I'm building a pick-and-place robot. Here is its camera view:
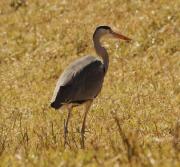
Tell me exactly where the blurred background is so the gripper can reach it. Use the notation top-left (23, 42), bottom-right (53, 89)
top-left (0, 0), bottom-right (179, 166)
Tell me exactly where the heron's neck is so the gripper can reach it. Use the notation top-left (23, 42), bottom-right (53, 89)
top-left (93, 35), bottom-right (109, 73)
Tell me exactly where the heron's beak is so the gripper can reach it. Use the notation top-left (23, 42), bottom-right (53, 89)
top-left (111, 31), bottom-right (131, 42)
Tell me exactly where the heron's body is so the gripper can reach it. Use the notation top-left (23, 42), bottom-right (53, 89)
top-left (51, 55), bottom-right (105, 108)
top-left (50, 26), bottom-right (131, 148)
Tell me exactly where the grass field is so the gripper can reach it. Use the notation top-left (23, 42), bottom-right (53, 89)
top-left (0, 0), bottom-right (180, 166)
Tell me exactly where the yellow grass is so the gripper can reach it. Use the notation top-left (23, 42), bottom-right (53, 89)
top-left (0, 0), bottom-right (180, 166)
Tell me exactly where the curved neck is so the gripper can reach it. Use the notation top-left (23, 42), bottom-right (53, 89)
top-left (93, 34), bottom-right (109, 74)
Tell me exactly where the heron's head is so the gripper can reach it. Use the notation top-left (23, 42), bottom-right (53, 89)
top-left (93, 25), bottom-right (131, 42)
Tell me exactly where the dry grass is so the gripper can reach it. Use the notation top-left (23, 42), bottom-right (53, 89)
top-left (0, 0), bottom-right (180, 166)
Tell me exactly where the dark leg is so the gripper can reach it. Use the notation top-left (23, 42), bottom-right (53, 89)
top-left (64, 105), bottom-right (72, 147)
top-left (81, 100), bottom-right (93, 149)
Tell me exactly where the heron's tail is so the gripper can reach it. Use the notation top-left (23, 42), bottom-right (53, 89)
top-left (50, 101), bottom-right (63, 110)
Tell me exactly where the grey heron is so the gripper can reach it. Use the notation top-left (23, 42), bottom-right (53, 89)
top-left (50, 26), bottom-right (131, 148)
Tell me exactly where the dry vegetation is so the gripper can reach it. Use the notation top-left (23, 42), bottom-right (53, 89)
top-left (0, 0), bottom-right (180, 166)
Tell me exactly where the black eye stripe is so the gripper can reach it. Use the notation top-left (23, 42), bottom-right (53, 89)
top-left (96, 26), bottom-right (111, 31)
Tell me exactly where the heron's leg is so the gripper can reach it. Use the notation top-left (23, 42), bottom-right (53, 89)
top-left (64, 105), bottom-right (72, 147)
top-left (80, 100), bottom-right (93, 149)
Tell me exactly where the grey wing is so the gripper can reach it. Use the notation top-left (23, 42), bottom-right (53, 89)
top-left (51, 56), bottom-right (105, 109)
top-left (69, 60), bottom-right (105, 102)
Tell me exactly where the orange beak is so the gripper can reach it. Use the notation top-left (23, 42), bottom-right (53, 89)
top-left (111, 31), bottom-right (131, 42)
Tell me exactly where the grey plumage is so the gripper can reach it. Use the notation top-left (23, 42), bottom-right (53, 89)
top-left (51, 55), bottom-right (105, 109)
top-left (51, 26), bottom-right (131, 110)
top-left (50, 25), bottom-right (131, 148)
